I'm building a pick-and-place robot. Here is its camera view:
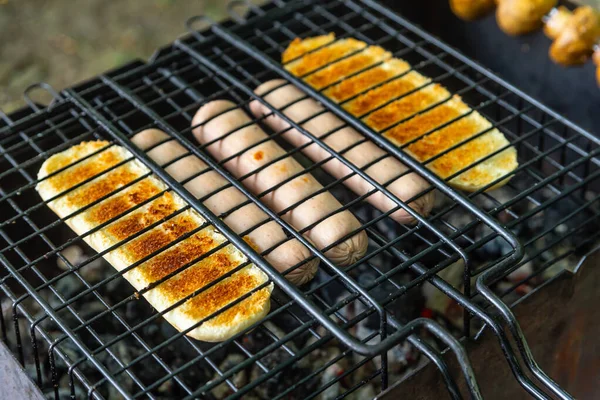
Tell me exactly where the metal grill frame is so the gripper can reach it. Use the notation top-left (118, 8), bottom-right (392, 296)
top-left (0, 79), bottom-right (486, 399)
top-left (0, 0), bottom-right (598, 399)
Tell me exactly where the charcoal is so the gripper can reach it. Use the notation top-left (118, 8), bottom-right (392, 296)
top-left (319, 362), bottom-right (344, 399)
top-left (2, 42), bottom-right (597, 399)
top-left (249, 351), bottom-right (319, 399)
top-left (56, 245), bottom-right (85, 271)
top-left (52, 274), bottom-right (85, 304)
top-left (210, 353), bottom-right (248, 399)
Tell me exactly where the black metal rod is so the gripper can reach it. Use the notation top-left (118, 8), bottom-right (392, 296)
top-left (197, 15), bottom-right (586, 400)
top-left (204, 22), bottom-right (521, 263)
top-left (97, 77), bottom-right (485, 396)
top-left (0, 253), bottom-right (132, 399)
top-left (172, 30), bottom-right (553, 399)
top-left (65, 87), bottom-right (435, 358)
top-left (154, 60), bottom-right (486, 396)
top-left (349, 2), bottom-right (583, 397)
top-left (1, 0), bottom-right (597, 398)
top-left (103, 70), bottom-right (480, 399)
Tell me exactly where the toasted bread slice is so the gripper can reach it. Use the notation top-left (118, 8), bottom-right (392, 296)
top-left (36, 141), bottom-right (272, 342)
top-left (348, 71), bottom-right (433, 119)
top-left (302, 45), bottom-right (392, 90)
top-left (284, 37), bottom-right (367, 77)
top-left (323, 58), bottom-right (411, 103)
top-left (283, 34), bottom-right (518, 192)
top-left (282, 33), bottom-right (336, 64)
top-left (383, 97), bottom-right (517, 191)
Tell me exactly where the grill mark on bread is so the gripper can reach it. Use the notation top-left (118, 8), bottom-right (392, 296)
top-left (286, 39), bottom-right (366, 77)
top-left (304, 46), bottom-right (390, 89)
top-left (384, 103), bottom-right (464, 145)
top-left (182, 272), bottom-right (267, 321)
top-left (43, 141), bottom-right (112, 184)
top-left (449, 149), bottom-right (516, 186)
top-left (344, 76), bottom-right (420, 117)
top-left (282, 33), bottom-right (335, 63)
top-left (46, 145), bottom-right (124, 193)
top-left (139, 232), bottom-right (218, 282)
top-left (64, 164), bottom-right (140, 208)
top-left (123, 213), bottom-right (199, 261)
top-left (207, 288), bottom-right (271, 327)
top-left (105, 192), bottom-right (181, 241)
top-left (407, 117), bottom-right (485, 173)
top-left (430, 133), bottom-right (495, 179)
top-left (323, 59), bottom-right (411, 102)
top-left (88, 179), bottom-right (163, 225)
top-left (363, 89), bottom-right (441, 131)
top-left (158, 251), bottom-right (237, 302)
top-left (428, 137), bottom-right (517, 188)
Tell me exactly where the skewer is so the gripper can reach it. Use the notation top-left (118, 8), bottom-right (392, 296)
top-left (449, 1), bottom-right (600, 85)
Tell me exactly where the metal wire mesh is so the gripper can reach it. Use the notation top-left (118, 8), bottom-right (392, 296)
top-left (0, 0), bottom-right (598, 399)
top-left (0, 84), bottom-right (484, 400)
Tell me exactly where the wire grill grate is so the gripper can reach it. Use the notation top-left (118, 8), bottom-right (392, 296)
top-left (0, 1), bottom-right (598, 399)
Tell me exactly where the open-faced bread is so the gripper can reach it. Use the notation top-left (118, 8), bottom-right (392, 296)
top-left (283, 34), bottom-right (518, 192)
top-left (37, 141), bottom-right (273, 342)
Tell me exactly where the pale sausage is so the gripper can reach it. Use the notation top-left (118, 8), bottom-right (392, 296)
top-left (131, 128), bottom-right (319, 285)
top-left (251, 80), bottom-right (435, 225)
top-left (192, 101), bottom-right (368, 266)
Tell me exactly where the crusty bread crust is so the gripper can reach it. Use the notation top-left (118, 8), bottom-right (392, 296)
top-left (282, 33), bottom-right (336, 64)
top-left (283, 35), bottom-right (518, 192)
top-left (36, 141), bottom-right (272, 342)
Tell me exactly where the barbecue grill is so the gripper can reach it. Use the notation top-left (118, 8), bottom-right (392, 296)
top-left (1, 0), bottom-right (598, 399)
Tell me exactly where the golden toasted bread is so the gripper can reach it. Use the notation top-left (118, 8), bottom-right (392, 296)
top-left (36, 141), bottom-right (272, 342)
top-left (302, 45), bottom-right (391, 90)
top-left (283, 34), bottom-right (518, 192)
top-left (284, 37), bottom-right (367, 77)
top-left (323, 58), bottom-right (411, 103)
top-left (282, 33), bottom-right (336, 64)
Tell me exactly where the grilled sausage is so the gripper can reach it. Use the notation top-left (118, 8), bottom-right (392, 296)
top-left (192, 101), bottom-right (368, 266)
top-left (132, 129), bottom-right (319, 285)
top-left (250, 80), bottom-right (435, 225)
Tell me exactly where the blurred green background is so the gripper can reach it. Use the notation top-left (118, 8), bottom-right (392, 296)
top-left (0, 0), bottom-right (264, 114)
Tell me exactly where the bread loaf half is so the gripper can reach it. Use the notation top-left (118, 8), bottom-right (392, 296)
top-left (283, 34), bottom-right (518, 192)
top-left (36, 140), bottom-right (273, 342)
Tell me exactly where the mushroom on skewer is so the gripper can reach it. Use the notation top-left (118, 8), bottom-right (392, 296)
top-left (496, 0), bottom-right (557, 35)
top-left (448, 0), bottom-right (600, 84)
top-left (449, 0), bottom-right (497, 20)
top-left (544, 6), bottom-right (600, 66)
